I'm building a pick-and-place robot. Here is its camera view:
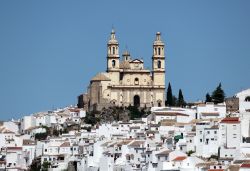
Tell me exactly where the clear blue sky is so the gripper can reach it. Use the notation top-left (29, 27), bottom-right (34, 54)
top-left (0, 0), bottom-right (250, 120)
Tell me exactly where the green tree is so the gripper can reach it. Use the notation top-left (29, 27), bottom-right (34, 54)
top-left (34, 132), bottom-right (48, 141)
top-left (177, 89), bottom-right (186, 107)
top-left (52, 129), bottom-right (59, 136)
top-left (205, 93), bottom-right (212, 102)
top-left (42, 161), bottom-right (51, 171)
top-left (172, 95), bottom-right (178, 107)
top-left (166, 82), bottom-right (173, 106)
top-left (84, 112), bottom-right (98, 126)
top-left (186, 150), bottom-right (195, 156)
top-left (127, 105), bottom-right (143, 120)
top-left (211, 83), bottom-right (225, 104)
top-left (29, 158), bottom-right (41, 171)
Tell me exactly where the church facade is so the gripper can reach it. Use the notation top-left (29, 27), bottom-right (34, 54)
top-left (83, 30), bottom-right (166, 111)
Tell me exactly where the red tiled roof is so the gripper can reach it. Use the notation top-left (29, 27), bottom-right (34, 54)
top-left (156, 150), bottom-right (171, 156)
top-left (154, 112), bottom-right (189, 117)
top-left (221, 117), bottom-right (240, 124)
top-left (128, 140), bottom-right (145, 147)
top-left (69, 108), bottom-right (80, 112)
top-left (7, 147), bottom-right (22, 151)
top-left (60, 142), bottom-right (70, 147)
top-left (241, 163), bottom-right (250, 168)
top-left (172, 156), bottom-right (187, 161)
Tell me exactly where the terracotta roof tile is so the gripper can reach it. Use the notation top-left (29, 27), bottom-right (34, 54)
top-left (156, 150), bottom-right (171, 156)
top-left (221, 117), bottom-right (240, 124)
top-left (241, 163), bottom-right (250, 168)
top-left (128, 140), bottom-right (145, 147)
top-left (172, 156), bottom-right (187, 161)
top-left (60, 142), bottom-right (70, 147)
top-left (7, 147), bottom-right (22, 151)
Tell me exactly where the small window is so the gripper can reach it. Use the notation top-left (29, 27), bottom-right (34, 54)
top-left (135, 78), bottom-right (139, 85)
top-left (200, 139), bottom-right (202, 142)
top-left (157, 60), bottom-right (161, 68)
top-left (158, 47), bottom-right (161, 55)
top-left (112, 60), bottom-right (116, 68)
top-left (113, 47), bottom-right (115, 54)
top-left (233, 125), bottom-right (237, 130)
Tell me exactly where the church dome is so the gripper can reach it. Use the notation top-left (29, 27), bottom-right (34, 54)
top-left (120, 61), bottom-right (130, 69)
top-left (91, 73), bottom-right (111, 81)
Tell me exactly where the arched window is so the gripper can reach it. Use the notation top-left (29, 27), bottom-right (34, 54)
top-left (113, 47), bottom-right (116, 55)
top-left (158, 47), bottom-right (161, 55)
top-left (157, 100), bottom-right (162, 107)
top-left (157, 60), bottom-right (161, 68)
top-left (134, 95), bottom-right (140, 107)
top-left (112, 60), bottom-right (116, 68)
top-left (134, 78), bottom-right (139, 85)
top-left (109, 47), bottom-right (111, 54)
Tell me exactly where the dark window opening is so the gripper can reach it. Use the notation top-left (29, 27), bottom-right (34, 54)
top-left (134, 78), bottom-right (139, 85)
top-left (157, 60), bottom-right (161, 68)
top-left (112, 60), bottom-right (116, 68)
top-left (158, 47), bottom-right (161, 55)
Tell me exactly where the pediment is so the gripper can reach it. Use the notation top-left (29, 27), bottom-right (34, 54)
top-left (130, 59), bottom-right (143, 63)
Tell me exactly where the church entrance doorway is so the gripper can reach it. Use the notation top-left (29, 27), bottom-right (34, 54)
top-left (134, 95), bottom-right (140, 107)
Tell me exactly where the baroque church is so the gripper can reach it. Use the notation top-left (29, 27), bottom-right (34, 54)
top-left (82, 30), bottom-right (166, 111)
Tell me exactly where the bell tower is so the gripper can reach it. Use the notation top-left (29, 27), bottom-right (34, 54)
top-left (107, 29), bottom-right (120, 84)
top-left (152, 32), bottom-right (165, 86)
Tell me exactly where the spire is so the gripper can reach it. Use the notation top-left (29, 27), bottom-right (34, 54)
top-left (111, 29), bottom-right (116, 40)
top-left (156, 32), bottom-right (161, 41)
top-left (153, 32), bottom-right (164, 46)
top-left (108, 28), bottom-right (118, 45)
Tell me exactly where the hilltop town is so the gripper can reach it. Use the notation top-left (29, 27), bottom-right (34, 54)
top-left (1, 30), bottom-right (250, 171)
top-left (0, 88), bottom-right (250, 171)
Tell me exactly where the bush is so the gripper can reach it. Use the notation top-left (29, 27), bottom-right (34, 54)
top-left (127, 105), bottom-right (145, 120)
top-left (82, 126), bottom-right (91, 132)
top-left (84, 112), bottom-right (99, 126)
top-left (52, 129), bottom-right (59, 136)
top-left (42, 161), bottom-right (51, 171)
top-left (187, 150), bottom-right (195, 156)
top-left (35, 132), bottom-right (48, 141)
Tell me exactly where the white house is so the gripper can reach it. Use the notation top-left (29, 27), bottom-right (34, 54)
top-left (20, 116), bottom-right (36, 134)
top-left (236, 89), bottom-right (250, 113)
top-left (197, 102), bottom-right (226, 119)
top-left (152, 107), bottom-right (196, 124)
top-left (219, 117), bottom-right (241, 148)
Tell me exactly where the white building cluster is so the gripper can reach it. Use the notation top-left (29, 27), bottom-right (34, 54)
top-left (0, 89), bottom-right (250, 171)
